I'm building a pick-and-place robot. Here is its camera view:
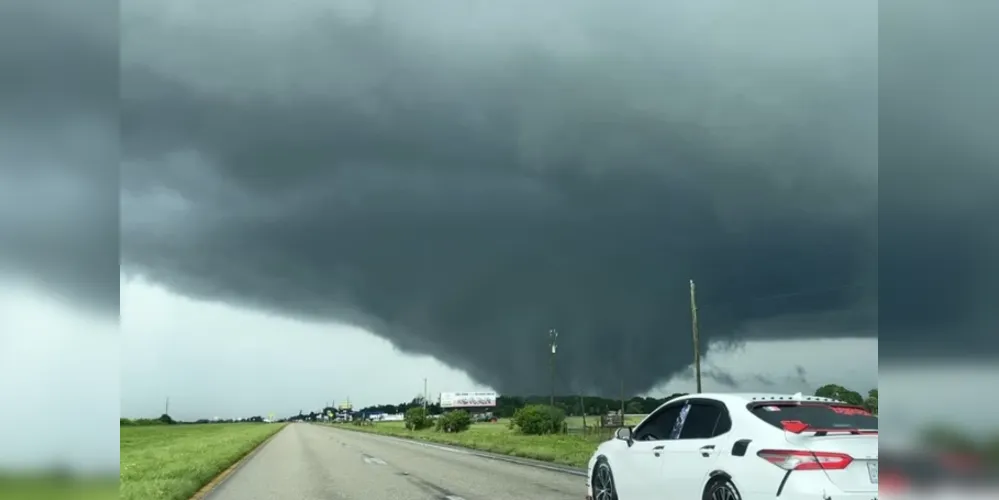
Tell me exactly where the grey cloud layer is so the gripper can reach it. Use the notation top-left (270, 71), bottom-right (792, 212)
top-left (120, 0), bottom-right (883, 395)
top-left (878, 0), bottom-right (999, 355)
top-left (0, 0), bottom-right (990, 401)
top-left (0, 0), bottom-right (119, 314)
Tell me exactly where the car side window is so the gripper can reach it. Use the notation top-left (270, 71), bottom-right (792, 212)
top-left (677, 403), bottom-right (724, 439)
top-left (713, 409), bottom-right (732, 435)
top-left (633, 404), bottom-right (683, 441)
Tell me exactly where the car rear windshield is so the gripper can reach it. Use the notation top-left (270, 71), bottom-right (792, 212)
top-left (750, 403), bottom-right (878, 430)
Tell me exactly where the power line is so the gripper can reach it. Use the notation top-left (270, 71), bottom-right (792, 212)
top-left (697, 281), bottom-right (875, 317)
top-left (739, 282), bottom-right (873, 304)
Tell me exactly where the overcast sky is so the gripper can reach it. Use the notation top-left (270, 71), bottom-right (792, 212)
top-left (118, 0), bottom-right (882, 398)
top-left (2, 0), bottom-right (999, 474)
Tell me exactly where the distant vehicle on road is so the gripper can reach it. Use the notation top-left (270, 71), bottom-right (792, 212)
top-left (585, 392), bottom-right (878, 500)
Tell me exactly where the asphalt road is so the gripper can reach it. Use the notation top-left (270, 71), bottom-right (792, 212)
top-left (208, 423), bottom-right (587, 500)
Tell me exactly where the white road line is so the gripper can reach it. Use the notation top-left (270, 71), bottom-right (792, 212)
top-left (444, 496), bottom-right (466, 500)
top-left (412, 441), bottom-right (471, 455)
top-left (357, 431), bottom-right (587, 477)
top-left (362, 456), bottom-right (388, 465)
top-left (374, 435), bottom-right (471, 455)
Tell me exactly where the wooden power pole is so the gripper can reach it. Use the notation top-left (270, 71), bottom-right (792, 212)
top-left (549, 329), bottom-right (558, 407)
top-left (690, 279), bottom-right (702, 393)
top-left (620, 379), bottom-right (625, 418)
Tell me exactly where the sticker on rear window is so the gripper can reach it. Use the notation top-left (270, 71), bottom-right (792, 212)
top-left (829, 406), bottom-right (873, 416)
top-left (669, 403), bottom-right (691, 439)
top-left (762, 406), bottom-right (781, 412)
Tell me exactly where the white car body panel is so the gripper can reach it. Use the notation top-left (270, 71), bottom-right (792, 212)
top-left (585, 392), bottom-right (879, 500)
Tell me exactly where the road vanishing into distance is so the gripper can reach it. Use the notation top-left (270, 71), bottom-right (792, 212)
top-left (208, 423), bottom-right (586, 500)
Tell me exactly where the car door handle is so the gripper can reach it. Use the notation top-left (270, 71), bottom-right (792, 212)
top-left (699, 445), bottom-right (715, 457)
top-left (652, 445), bottom-right (664, 457)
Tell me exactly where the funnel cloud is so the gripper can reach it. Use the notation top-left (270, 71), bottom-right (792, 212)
top-left (109, 0), bottom-right (988, 395)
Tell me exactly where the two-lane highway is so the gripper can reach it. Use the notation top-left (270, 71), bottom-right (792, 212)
top-left (208, 423), bottom-right (586, 500)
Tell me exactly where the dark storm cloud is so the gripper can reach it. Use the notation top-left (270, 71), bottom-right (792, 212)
top-left (121, 0), bottom-right (880, 395)
top-left (879, 0), bottom-right (999, 358)
top-left (0, 0), bottom-right (119, 315)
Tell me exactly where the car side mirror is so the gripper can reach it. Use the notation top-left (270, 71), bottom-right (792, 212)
top-left (615, 426), bottom-right (634, 446)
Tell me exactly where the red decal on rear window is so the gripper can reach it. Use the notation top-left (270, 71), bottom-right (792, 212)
top-left (829, 406), bottom-right (872, 416)
top-left (779, 420), bottom-right (809, 433)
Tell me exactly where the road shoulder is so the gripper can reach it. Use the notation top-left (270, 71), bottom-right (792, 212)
top-left (191, 424), bottom-right (288, 500)
top-left (327, 424), bottom-right (588, 477)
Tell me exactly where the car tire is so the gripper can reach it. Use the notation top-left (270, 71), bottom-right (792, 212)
top-left (703, 476), bottom-right (741, 500)
top-left (591, 457), bottom-right (619, 500)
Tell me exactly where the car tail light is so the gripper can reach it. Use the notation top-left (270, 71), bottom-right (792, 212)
top-left (757, 449), bottom-right (853, 470)
top-left (879, 471), bottom-right (909, 493)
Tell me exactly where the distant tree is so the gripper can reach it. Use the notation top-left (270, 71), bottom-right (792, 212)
top-left (404, 407), bottom-right (431, 430)
top-left (436, 410), bottom-right (472, 433)
top-left (625, 401), bottom-right (644, 414)
top-left (512, 404), bottom-right (566, 435)
top-left (813, 384), bottom-right (864, 406)
top-left (863, 389), bottom-right (878, 414)
top-left (922, 424), bottom-right (977, 453)
top-left (158, 413), bottom-right (175, 425)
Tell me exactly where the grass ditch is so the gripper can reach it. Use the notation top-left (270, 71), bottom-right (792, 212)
top-left (120, 422), bottom-right (286, 500)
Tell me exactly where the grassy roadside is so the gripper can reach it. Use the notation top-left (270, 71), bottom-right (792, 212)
top-left (0, 475), bottom-right (118, 500)
top-left (120, 423), bottom-right (286, 500)
top-left (331, 415), bottom-right (644, 469)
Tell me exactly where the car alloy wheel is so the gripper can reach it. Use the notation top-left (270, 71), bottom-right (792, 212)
top-left (709, 479), bottom-right (740, 500)
top-left (593, 462), bottom-right (616, 500)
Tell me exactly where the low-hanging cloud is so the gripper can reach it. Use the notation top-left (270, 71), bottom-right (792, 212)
top-left (0, 0), bottom-right (118, 315)
top-left (113, 0), bottom-right (992, 395)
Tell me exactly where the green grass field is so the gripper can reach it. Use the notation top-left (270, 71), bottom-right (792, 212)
top-left (337, 415), bottom-right (645, 469)
top-left (120, 423), bottom-right (286, 500)
top-left (0, 475), bottom-right (118, 500)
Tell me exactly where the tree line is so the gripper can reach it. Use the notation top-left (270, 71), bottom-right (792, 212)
top-left (120, 414), bottom-right (269, 426)
top-left (119, 383), bottom-right (878, 427)
top-left (358, 383), bottom-right (878, 417)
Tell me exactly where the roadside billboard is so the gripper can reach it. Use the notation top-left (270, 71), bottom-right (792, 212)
top-left (439, 391), bottom-right (498, 408)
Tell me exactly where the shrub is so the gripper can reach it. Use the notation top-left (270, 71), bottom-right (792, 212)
top-left (436, 410), bottom-right (472, 433)
top-left (404, 407), bottom-right (432, 430)
top-left (512, 404), bottom-right (566, 435)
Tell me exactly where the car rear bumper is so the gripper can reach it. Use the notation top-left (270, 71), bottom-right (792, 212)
top-left (744, 494), bottom-right (877, 500)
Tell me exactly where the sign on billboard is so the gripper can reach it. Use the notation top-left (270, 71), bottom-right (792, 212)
top-left (439, 391), bottom-right (497, 408)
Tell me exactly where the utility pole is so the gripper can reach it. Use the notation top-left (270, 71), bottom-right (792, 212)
top-left (620, 379), bottom-right (625, 418)
top-left (423, 378), bottom-right (428, 412)
top-left (690, 279), bottom-right (702, 393)
top-left (549, 329), bottom-right (558, 407)
top-left (164, 397), bottom-right (170, 416)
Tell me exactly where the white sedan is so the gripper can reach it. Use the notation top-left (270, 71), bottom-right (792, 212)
top-left (585, 392), bottom-right (878, 500)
